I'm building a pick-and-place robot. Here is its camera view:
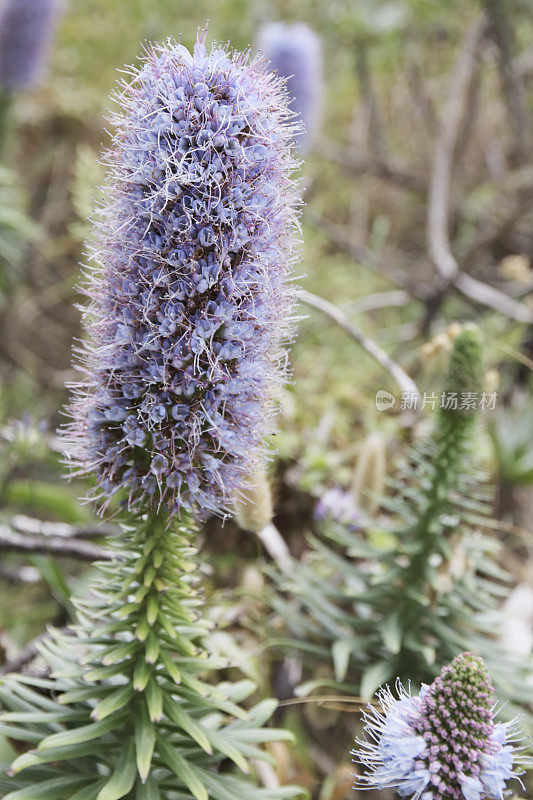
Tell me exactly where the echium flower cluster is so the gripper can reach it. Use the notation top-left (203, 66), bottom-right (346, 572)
top-left (257, 22), bottom-right (322, 151)
top-left (354, 653), bottom-right (526, 800)
top-left (66, 32), bottom-right (301, 516)
top-left (0, 0), bottom-right (62, 91)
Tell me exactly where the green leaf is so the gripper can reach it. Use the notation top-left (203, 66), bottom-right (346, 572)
top-left (92, 685), bottom-right (133, 722)
top-left (145, 633), bottom-right (160, 665)
top-left (58, 687), bottom-right (111, 705)
top-left (30, 556), bottom-right (74, 617)
top-left (4, 481), bottom-right (93, 523)
top-left (164, 696), bottom-right (212, 754)
top-left (101, 642), bottom-right (139, 666)
top-left (0, 733), bottom-right (16, 762)
top-left (38, 715), bottom-right (125, 750)
top-left (360, 660), bottom-right (394, 701)
top-left (380, 613), bottom-right (402, 654)
top-left (4, 777), bottom-right (89, 800)
top-left (133, 660), bottom-right (152, 692)
top-left (84, 663), bottom-right (130, 682)
top-left (69, 783), bottom-right (106, 800)
top-left (247, 699), bottom-right (277, 726)
top-left (134, 703), bottom-right (156, 783)
top-left (97, 739), bottom-right (137, 800)
top-left (10, 742), bottom-right (108, 773)
top-left (203, 729), bottom-right (249, 773)
top-left (146, 596), bottom-right (158, 625)
top-left (159, 652), bottom-right (181, 684)
top-left (157, 736), bottom-right (208, 800)
top-left (145, 679), bottom-right (163, 722)
top-left (136, 776), bottom-right (160, 800)
top-left (331, 638), bottom-right (353, 682)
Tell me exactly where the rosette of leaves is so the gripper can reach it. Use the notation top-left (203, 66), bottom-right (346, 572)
top-left (0, 514), bottom-right (302, 800)
top-left (268, 328), bottom-right (533, 718)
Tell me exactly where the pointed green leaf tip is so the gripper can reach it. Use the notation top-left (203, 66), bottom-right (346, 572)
top-left (441, 325), bottom-right (483, 417)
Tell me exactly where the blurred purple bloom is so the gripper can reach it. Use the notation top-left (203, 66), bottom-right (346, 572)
top-left (0, 0), bottom-right (62, 91)
top-left (353, 652), bottom-right (526, 800)
top-left (315, 487), bottom-right (361, 530)
top-left (257, 22), bottom-right (322, 151)
top-left (65, 32), bottom-right (301, 517)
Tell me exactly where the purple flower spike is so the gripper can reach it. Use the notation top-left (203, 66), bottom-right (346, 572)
top-left (257, 22), bottom-right (322, 151)
top-left (353, 653), bottom-right (527, 800)
top-left (0, 0), bottom-right (62, 91)
top-left (64, 31), bottom-right (301, 518)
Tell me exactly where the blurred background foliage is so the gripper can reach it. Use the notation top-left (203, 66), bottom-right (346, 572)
top-left (1, 0), bottom-right (533, 798)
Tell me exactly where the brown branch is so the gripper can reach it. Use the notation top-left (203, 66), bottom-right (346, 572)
top-left (355, 42), bottom-right (387, 160)
top-left (321, 139), bottom-right (425, 193)
top-left (11, 514), bottom-right (120, 540)
top-left (0, 524), bottom-right (113, 561)
top-left (255, 523), bottom-right (292, 572)
top-left (454, 272), bottom-right (532, 322)
top-left (486, 0), bottom-right (530, 164)
top-left (427, 17), bottom-right (533, 325)
top-left (0, 564), bottom-right (41, 584)
top-left (428, 18), bottom-right (487, 281)
top-left (305, 209), bottom-right (426, 299)
top-left (407, 61), bottom-right (438, 136)
top-left (0, 628), bottom-right (67, 676)
top-left (341, 290), bottom-right (411, 315)
top-left (299, 289), bottom-right (418, 396)
top-left (515, 48), bottom-right (533, 82)
top-left (0, 632), bottom-right (47, 675)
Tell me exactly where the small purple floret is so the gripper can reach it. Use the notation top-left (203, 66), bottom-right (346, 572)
top-left (64, 32), bottom-right (301, 517)
top-left (353, 653), bottom-right (527, 800)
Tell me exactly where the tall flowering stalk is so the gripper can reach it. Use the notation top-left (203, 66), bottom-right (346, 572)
top-left (257, 23), bottom-right (322, 151)
top-left (0, 32), bottom-right (303, 800)
top-left (353, 652), bottom-right (527, 800)
top-left (269, 328), bottom-right (533, 714)
top-left (66, 33), bottom-right (300, 517)
top-left (0, 0), bottom-right (62, 91)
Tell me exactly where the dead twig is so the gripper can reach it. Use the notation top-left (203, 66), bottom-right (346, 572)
top-left (355, 42), bottom-right (387, 160)
top-left (0, 564), bottom-right (41, 584)
top-left (11, 514), bottom-right (120, 540)
top-left (256, 523), bottom-right (291, 572)
top-left (341, 290), bottom-right (411, 315)
top-left (454, 272), bottom-right (533, 322)
top-left (299, 289), bottom-right (418, 396)
top-left (427, 17), bottom-right (533, 325)
top-left (0, 524), bottom-right (113, 561)
top-left (0, 632), bottom-right (48, 675)
top-left (305, 209), bottom-right (426, 299)
top-left (407, 61), bottom-right (438, 136)
top-left (486, 0), bottom-right (530, 164)
top-left (428, 18), bottom-right (487, 282)
top-left (0, 628), bottom-right (68, 676)
top-left (321, 139), bottom-right (425, 193)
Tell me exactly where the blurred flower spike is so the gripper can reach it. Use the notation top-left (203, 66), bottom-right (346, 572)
top-left (258, 22), bottom-right (322, 151)
top-left (0, 0), bottom-right (63, 91)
